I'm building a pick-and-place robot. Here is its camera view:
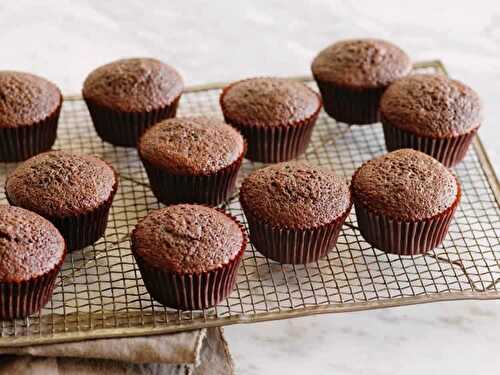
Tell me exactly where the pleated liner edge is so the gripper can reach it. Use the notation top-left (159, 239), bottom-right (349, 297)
top-left (382, 117), bottom-right (478, 167)
top-left (240, 193), bottom-right (353, 264)
top-left (131, 209), bottom-right (248, 310)
top-left (0, 247), bottom-right (66, 320)
top-left (84, 95), bottom-right (181, 147)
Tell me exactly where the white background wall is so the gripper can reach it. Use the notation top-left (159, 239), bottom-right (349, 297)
top-left (1, 0), bottom-right (498, 170)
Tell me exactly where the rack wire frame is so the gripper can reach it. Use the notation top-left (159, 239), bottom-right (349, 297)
top-left (0, 61), bottom-right (498, 347)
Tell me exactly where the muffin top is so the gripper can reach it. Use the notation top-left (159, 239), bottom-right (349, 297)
top-left (380, 74), bottom-right (481, 137)
top-left (220, 77), bottom-right (321, 127)
top-left (6, 151), bottom-right (117, 217)
top-left (139, 116), bottom-right (245, 175)
top-left (352, 149), bottom-right (459, 221)
top-left (0, 205), bottom-right (65, 283)
top-left (82, 58), bottom-right (183, 112)
top-left (311, 39), bottom-right (412, 89)
top-left (240, 162), bottom-right (351, 229)
top-left (0, 71), bottom-right (61, 128)
top-left (132, 204), bottom-right (245, 274)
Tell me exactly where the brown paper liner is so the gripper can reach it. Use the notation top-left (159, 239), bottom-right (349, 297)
top-left (223, 119), bottom-right (318, 163)
top-left (382, 118), bottom-right (478, 167)
top-left (314, 78), bottom-right (384, 125)
top-left (0, 100), bottom-right (62, 162)
top-left (0, 249), bottom-right (66, 320)
top-left (84, 96), bottom-right (181, 147)
top-left (49, 197), bottom-right (116, 251)
top-left (132, 209), bottom-right (247, 310)
top-left (140, 147), bottom-right (245, 206)
top-left (220, 83), bottom-right (322, 163)
top-left (6, 166), bottom-right (118, 251)
top-left (240, 198), bottom-right (352, 264)
top-left (353, 185), bottom-right (461, 256)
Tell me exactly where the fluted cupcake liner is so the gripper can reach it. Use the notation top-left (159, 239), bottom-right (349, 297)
top-left (220, 83), bottom-right (322, 163)
top-left (51, 200), bottom-right (114, 251)
top-left (353, 188), bottom-right (461, 256)
top-left (140, 147), bottom-right (245, 206)
top-left (0, 251), bottom-right (65, 320)
top-left (225, 118), bottom-right (318, 163)
top-left (132, 210), bottom-right (247, 310)
top-left (8, 172), bottom-right (118, 251)
top-left (84, 96), bottom-right (181, 147)
top-left (0, 101), bottom-right (61, 162)
top-left (314, 79), bottom-right (384, 125)
top-left (382, 119), bottom-right (478, 167)
top-left (241, 201), bottom-right (352, 264)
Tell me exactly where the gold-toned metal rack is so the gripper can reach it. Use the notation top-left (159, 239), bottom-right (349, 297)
top-left (0, 61), bottom-right (498, 347)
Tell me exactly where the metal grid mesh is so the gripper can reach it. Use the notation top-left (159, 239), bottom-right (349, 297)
top-left (0, 61), bottom-right (498, 346)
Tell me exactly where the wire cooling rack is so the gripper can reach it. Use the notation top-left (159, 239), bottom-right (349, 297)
top-left (0, 61), bottom-right (498, 347)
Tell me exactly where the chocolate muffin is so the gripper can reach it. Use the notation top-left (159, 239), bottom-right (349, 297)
top-left (240, 162), bottom-right (352, 264)
top-left (0, 71), bottom-right (62, 161)
top-left (380, 74), bottom-right (481, 167)
top-left (83, 58), bottom-right (183, 147)
top-left (131, 204), bottom-right (247, 310)
top-left (5, 151), bottom-right (118, 250)
top-left (0, 205), bottom-right (66, 319)
top-left (138, 116), bottom-right (245, 206)
top-left (311, 39), bottom-right (411, 124)
top-left (351, 149), bottom-right (460, 255)
top-left (220, 77), bottom-right (322, 162)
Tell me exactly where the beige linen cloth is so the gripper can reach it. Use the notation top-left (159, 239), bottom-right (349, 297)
top-left (0, 328), bottom-right (233, 374)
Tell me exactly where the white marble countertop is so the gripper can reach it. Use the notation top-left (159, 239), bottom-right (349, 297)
top-left (1, 1), bottom-right (499, 373)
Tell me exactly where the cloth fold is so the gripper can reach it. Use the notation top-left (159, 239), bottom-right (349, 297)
top-left (0, 328), bottom-right (233, 375)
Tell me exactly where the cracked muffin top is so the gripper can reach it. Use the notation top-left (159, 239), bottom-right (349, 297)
top-left (83, 58), bottom-right (183, 112)
top-left (0, 71), bottom-right (61, 128)
top-left (220, 77), bottom-right (321, 127)
top-left (351, 149), bottom-right (459, 221)
top-left (6, 151), bottom-right (117, 217)
top-left (240, 162), bottom-right (352, 229)
top-left (380, 74), bottom-right (481, 137)
top-left (132, 204), bottom-right (245, 274)
top-left (138, 116), bottom-right (245, 175)
top-left (311, 39), bottom-right (411, 89)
